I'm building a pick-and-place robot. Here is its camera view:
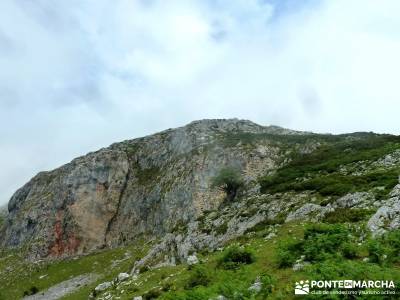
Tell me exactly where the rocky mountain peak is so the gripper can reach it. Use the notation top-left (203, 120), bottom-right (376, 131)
top-left (1, 119), bottom-right (290, 259)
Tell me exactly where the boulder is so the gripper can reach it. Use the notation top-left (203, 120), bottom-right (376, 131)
top-left (117, 272), bottom-right (130, 282)
top-left (248, 277), bottom-right (262, 293)
top-left (95, 281), bottom-right (112, 292)
top-left (187, 254), bottom-right (199, 266)
top-left (286, 203), bottom-right (332, 222)
top-left (368, 182), bottom-right (400, 236)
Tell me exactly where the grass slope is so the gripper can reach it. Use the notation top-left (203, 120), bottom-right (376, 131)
top-left (2, 222), bottom-right (399, 299)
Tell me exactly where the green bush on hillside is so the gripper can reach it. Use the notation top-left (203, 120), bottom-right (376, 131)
top-left (259, 134), bottom-right (400, 197)
top-left (217, 245), bottom-right (255, 270)
top-left (22, 286), bottom-right (38, 297)
top-left (303, 224), bottom-right (350, 261)
top-left (368, 229), bottom-right (400, 265)
top-left (185, 265), bottom-right (212, 289)
top-left (323, 208), bottom-right (375, 224)
top-left (276, 224), bottom-right (356, 267)
top-left (276, 238), bottom-right (303, 268)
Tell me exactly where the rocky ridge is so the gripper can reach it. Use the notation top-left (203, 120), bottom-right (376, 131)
top-left (0, 119), bottom-right (306, 259)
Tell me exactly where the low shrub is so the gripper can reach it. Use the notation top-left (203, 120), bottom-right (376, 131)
top-left (162, 289), bottom-right (212, 300)
top-left (185, 265), bottom-right (212, 289)
top-left (323, 208), bottom-right (375, 224)
top-left (258, 274), bottom-right (275, 298)
top-left (217, 245), bottom-right (255, 269)
top-left (303, 224), bottom-right (349, 261)
top-left (276, 224), bottom-right (359, 267)
top-left (23, 286), bottom-right (39, 297)
top-left (368, 230), bottom-right (400, 265)
top-left (276, 238), bottom-right (303, 268)
top-left (142, 288), bottom-right (162, 300)
top-left (341, 242), bottom-right (358, 259)
top-left (215, 222), bottom-right (228, 235)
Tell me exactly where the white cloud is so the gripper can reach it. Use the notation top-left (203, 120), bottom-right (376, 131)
top-left (0, 0), bottom-right (400, 204)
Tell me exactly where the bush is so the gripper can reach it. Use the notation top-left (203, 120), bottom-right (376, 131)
top-left (142, 288), bottom-right (162, 300)
top-left (323, 208), bottom-right (375, 224)
top-left (162, 289), bottom-right (212, 300)
top-left (276, 238), bottom-right (303, 268)
top-left (258, 274), bottom-right (275, 298)
top-left (216, 280), bottom-right (252, 299)
top-left (276, 224), bottom-right (356, 267)
top-left (303, 224), bottom-right (349, 261)
top-left (212, 167), bottom-right (244, 201)
top-left (215, 222), bottom-right (228, 235)
top-left (23, 286), bottom-right (39, 296)
top-left (185, 265), bottom-right (212, 289)
top-left (368, 230), bottom-right (400, 265)
top-left (367, 239), bottom-right (388, 265)
top-left (341, 242), bottom-right (358, 259)
top-left (217, 246), bottom-right (255, 269)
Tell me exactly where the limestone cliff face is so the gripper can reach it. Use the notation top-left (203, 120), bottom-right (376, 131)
top-left (0, 119), bottom-right (301, 259)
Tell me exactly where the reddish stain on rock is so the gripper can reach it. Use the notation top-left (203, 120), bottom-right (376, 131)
top-left (48, 211), bottom-right (80, 257)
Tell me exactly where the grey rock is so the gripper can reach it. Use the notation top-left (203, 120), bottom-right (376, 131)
top-left (248, 277), bottom-right (262, 293)
top-left (333, 192), bottom-right (374, 209)
top-left (285, 203), bottom-right (332, 222)
top-left (117, 272), bottom-right (130, 282)
top-left (264, 232), bottom-right (276, 240)
top-left (292, 261), bottom-right (311, 271)
top-left (95, 281), bottom-right (112, 292)
top-left (368, 181), bottom-right (400, 236)
top-left (187, 254), bottom-right (199, 265)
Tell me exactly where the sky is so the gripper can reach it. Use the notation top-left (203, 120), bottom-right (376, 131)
top-left (1, 0), bottom-right (400, 205)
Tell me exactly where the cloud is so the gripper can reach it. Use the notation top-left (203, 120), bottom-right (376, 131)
top-left (1, 0), bottom-right (400, 204)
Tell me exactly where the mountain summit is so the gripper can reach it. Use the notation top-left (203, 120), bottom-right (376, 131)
top-left (1, 119), bottom-right (304, 259)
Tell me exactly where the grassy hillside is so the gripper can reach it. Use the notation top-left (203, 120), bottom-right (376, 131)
top-left (1, 222), bottom-right (400, 299)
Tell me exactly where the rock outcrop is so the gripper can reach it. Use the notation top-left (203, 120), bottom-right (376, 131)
top-left (368, 181), bottom-right (400, 236)
top-left (1, 119), bottom-right (302, 259)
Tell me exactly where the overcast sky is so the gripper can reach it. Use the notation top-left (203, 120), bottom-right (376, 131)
top-left (1, 0), bottom-right (400, 205)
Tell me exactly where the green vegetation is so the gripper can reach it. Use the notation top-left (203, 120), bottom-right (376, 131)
top-left (212, 167), bottom-right (244, 201)
top-left (260, 133), bottom-right (400, 198)
top-left (185, 265), bottom-right (212, 289)
top-left (277, 224), bottom-right (352, 266)
top-left (217, 245), bottom-right (255, 270)
top-left (0, 244), bottom-right (147, 300)
top-left (22, 286), bottom-right (38, 296)
top-left (323, 208), bottom-right (375, 223)
top-left (368, 230), bottom-right (400, 265)
top-left (2, 223), bottom-right (400, 299)
top-left (215, 221), bottom-right (228, 235)
top-left (136, 165), bottom-right (161, 186)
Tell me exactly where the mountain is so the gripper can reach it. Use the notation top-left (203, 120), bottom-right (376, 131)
top-left (0, 119), bottom-right (306, 259)
top-left (1, 119), bottom-right (400, 299)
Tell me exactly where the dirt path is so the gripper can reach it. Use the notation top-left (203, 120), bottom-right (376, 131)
top-left (23, 273), bottom-right (99, 300)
